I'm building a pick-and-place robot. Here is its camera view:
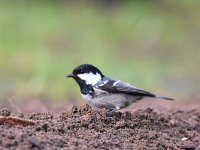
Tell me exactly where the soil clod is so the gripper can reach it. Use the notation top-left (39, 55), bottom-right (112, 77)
top-left (0, 108), bottom-right (11, 116)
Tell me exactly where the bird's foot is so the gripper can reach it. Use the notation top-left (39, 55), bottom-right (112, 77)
top-left (106, 109), bottom-right (117, 117)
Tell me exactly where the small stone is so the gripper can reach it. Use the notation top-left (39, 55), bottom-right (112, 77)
top-left (17, 113), bottom-right (24, 118)
top-left (181, 137), bottom-right (188, 141)
top-left (0, 108), bottom-right (11, 116)
top-left (144, 107), bottom-right (153, 113)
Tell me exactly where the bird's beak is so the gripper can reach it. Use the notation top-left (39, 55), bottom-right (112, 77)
top-left (66, 73), bottom-right (75, 78)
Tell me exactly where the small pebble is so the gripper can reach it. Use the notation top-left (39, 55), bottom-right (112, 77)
top-left (181, 137), bottom-right (188, 141)
top-left (17, 113), bottom-right (24, 118)
top-left (0, 108), bottom-right (11, 116)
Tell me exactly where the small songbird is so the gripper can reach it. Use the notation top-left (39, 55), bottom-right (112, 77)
top-left (67, 64), bottom-right (174, 116)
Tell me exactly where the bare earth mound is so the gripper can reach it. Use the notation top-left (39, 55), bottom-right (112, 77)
top-left (0, 103), bottom-right (200, 150)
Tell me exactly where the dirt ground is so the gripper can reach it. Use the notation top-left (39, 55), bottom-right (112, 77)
top-left (0, 98), bottom-right (200, 150)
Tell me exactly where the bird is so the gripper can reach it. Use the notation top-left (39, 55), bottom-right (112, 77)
top-left (67, 64), bottom-right (174, 116)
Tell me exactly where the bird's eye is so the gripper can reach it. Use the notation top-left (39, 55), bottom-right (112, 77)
top-left (80, 70), bottom-right (84, 73)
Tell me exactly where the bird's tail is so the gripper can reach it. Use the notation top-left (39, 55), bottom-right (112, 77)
top-left (156, 96), bottom-right (175, 101)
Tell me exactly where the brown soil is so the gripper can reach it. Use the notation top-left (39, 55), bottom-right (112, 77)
top-left (0, 99), bottom-right (200, 150)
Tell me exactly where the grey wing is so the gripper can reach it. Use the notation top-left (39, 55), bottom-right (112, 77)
top-left (98, 79), bottom-right (156, 97)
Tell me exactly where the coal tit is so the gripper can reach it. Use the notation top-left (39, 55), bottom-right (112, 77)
top-left (67, 64), bottom-right (174, 115)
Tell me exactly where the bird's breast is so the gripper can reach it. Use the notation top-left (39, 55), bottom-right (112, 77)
top-left (81, 94), bottom-right (93, 101)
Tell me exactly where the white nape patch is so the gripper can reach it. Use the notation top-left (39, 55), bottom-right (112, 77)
top-left (112, 80), bottom-right (120, 87)
top-left (78, 72), bottom-right (102, 86)
top-left (104, 80), bottom-right (109, 84)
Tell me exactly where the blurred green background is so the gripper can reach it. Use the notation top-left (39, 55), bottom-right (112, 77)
top-left (0, 0), bottom-right (199, 102)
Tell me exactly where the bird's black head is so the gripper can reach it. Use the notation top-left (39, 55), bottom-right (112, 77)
top-left (67, 64), bottom-right (104, 89)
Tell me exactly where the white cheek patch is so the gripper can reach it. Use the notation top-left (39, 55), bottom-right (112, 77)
top-left (78, 72), bottom-right (102, 86)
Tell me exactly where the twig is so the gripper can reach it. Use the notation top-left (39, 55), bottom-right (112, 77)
top-left (0, 115), bottom-right (35, 126)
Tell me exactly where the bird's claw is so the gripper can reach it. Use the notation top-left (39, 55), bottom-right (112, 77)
top-left (106, 109), bottom-right (117, 117)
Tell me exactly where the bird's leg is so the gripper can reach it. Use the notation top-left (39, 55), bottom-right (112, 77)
top-left (106, 109), bottom-right (117, 117)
